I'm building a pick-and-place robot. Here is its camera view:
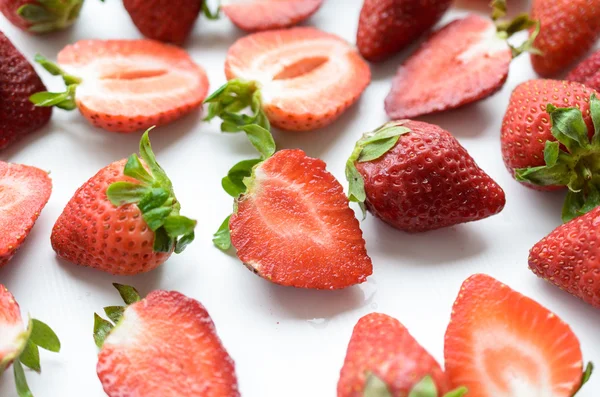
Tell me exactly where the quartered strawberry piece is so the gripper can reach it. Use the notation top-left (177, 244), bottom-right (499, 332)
top-left (32, 40), bottom-right (209, 133)
top-left (385, 15), bottom-right (512, 119)
top-left (0, 162), bottom-right (52, 267)
top-left (222, 27), bottom-right (370, 131)
top-left (228, 149), bottom-right (373, 289)
top-left (221, 0), bottom-right (323, 32)
top-left (445, 274), bottom-right (592, 397)
top-left (95, 285), bottom-right (240, 397)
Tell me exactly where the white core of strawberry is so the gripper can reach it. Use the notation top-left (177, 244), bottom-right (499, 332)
top-left (0, 320), bottom-right (25, 358)
top-left (458, 24), bottom-right (510, 63)
top-left (102, 307), bottom-right (143, 347)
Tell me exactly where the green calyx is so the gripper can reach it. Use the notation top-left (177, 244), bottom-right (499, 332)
top-left (491, 0), bottom-right (541, 58)
top-left (573, 362), bottom-right (594, 396)
top-left (0, 317), bottom-right (60, 397)
top-left (93, 284), bottom-right (142, 348)
top-left (106, 128), bottom-right (197, 253)
top-left (18, 0), bottom-right (83, 33)
top-left (345, 121), bottom-right (411, 217)
top-left (515, 94), bottom-right (600, 222)
top-left (205, 79), bottom-right (277, 251)
top-left (30, 54), bottom-right (82, 110)
top-left (363, 373), bottom-right (467, 397)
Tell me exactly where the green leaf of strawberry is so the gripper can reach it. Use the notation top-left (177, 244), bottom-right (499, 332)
top-left (94, 313), bottom-right (115, 349)
top-left (573, 362), bottom-right (594, 395)
top-left (213, 215), bottom-right (232, 251)
top-left (18, 340), bottom-right (40, 373)
top-left (363, 373), bottom-right (392, 397)
top-left (113, 283), bottom-right (142, 305)
top-left (29, 319), bottom-right (61, 353)
top-left (104, 306), bottom-right (125, 324)
top-left (13, 360), bottom-right (33, 397)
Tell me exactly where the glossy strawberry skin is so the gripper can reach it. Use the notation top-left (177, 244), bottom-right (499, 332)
top-left (529, 206), bottom-right (600, 308)
top-left (0, 32), bottom-right (51, 150)
top-left (530, 0), bottom-right (600, 77)
top-left (566, 50), bottom-right (600, 91)
top-left (357, 0), bottom-right (451, 62)
top-left (51, 159), bottom-right (171, 275)
top-left (338, 313), bottom-right (449, 397)
top-left (500, 80), bottom-right (597, 189)
top-left (356, 120), bottom-right (505, 232)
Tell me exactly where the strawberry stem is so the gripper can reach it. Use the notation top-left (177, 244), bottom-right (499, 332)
top-left (490, 0), bottom-right (541, 58)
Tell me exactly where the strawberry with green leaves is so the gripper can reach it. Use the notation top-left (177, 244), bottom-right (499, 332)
top-left (338, 313), bottom-right (466, 397)
top-left (94, 284), bottom-right (240, 397)
top-left (1, 285), bottom-right (61, 397)
top-left (0, 0), bottom-right (83, 33)
top-left (51, 129), bottom-right (196, 275)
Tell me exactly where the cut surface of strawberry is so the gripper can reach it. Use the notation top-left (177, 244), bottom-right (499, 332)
top-left (33, 40), bottom-right (209, 133)
top-left (0, 285), bottom-right (24, 369)
top-left (385, 14), bottom-right (512, 119)
top-left (445, 274), bottom-right (587, 397)
top-left (224, 27), bottom-right (370, 131)
top-left (0, 162), bottom-right (52, 267)
top-left (221, 0), bottom-right (323, 32)
top-left (96, 287), bottom-right (240, 397)
top-left (229, 149), bottom-right (372, 289)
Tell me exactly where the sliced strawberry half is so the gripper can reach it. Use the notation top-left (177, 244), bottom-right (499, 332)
top-left (228, 149), bottom-right (372, 289)
top-left (0, 285), bottom-right (24, 372)
top-left (385, 14), bottom-right (512, 119)
top-left (223, 27), bottom-right (371, 131)
top-left (0, 161), bottom-right (52, 267)
top-left (32, 40), bottom-right (209, 133)
top-left (96, 285), bottom-right (240, 397)
top-left (445, 274), bottom-right (591, 397)
top-left (221, 0), bottom-right (323, 32)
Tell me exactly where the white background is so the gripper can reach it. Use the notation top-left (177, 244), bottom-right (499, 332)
top-left (1, 0), bottom-right (599, 396)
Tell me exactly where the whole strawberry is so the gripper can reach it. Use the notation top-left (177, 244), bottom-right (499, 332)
top-left (338, 313), bottom-right (465, 397)
top-left (356, 0), bottom-right (452, 62)
top-left (530, 0), bottom-right (600, 77)
top-left (51, 129), bottom-right (196, 275)
top-left (0, 32), bottom-right (51, 150)
top-left (0, 0), bottom-right (83, 33)
top-left (346, 120), bottom-right (506, 232)
top-left (566, 50), bottom-right (600, 91)
top-left (529, 207), bottom-right (600, 308)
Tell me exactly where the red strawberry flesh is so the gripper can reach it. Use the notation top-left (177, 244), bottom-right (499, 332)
top-left (0, 285), bottom-right (24, 367)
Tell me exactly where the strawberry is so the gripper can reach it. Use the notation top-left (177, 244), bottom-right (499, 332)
top-left (0, 32), bottom-right (52, 150)
top-left (345, 120), bottom-right (506, 233)
top-left (338, 313), bottom-right (467, 397)
top-left (221, 0), bottom-right (323, 32)
top-left (529, 206), bottom-right (600, 308)
top-left (0, 161), bottom-right (52, 267)
top-left (51, 130), bottom-right (196, 275)
top-left (31, 39), bottom-right (209, 133)
top-left (205, 27), bottom-right (370, 132)
top-left (385, 9), bottom-right (539, 119)
top-left (356, 0), bottom-right (452, 62)
top-left (445, 274), bottom-right (593, 397)
top-left (503, 81), bottom-right (600, 222)
top-left (566, 50), bottom-right (600, 92)
top-left (1, 285), bottom-right (61, 397)
top-left (0, 0), bottom-right (82, 33)
top-left (94, 284), bottom-right (240, 397)
top-left (530, 0), bottom-right (600, 77)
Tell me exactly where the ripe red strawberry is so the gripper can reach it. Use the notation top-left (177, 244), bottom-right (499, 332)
top-left (221, 0), bottom-right (323, 32)
top-left (220, 149), bottom-right (373, 290)
top-left (529, 206), bottom-right (600, 308)
top-left (445, 274), bottom-right (592, 397)
top-left (338, 313), bottom-right (464, 397)
top-left (0, 32), bottom-right (52, 150)
top-left (211, 27), bottom-right (370, 132)
top-left (566, 50), bottom-right (600, 91)
top-left (123, 0), bottom-right (202, 45)
top-left (356, 0), bottom-right (452, 62)
top-left (0, 161), bottom-right (52, 267)
top-left (31, 39), bottom-right (209, 133)
top-left (1, 285), bottom-right (61, 396)
top-left (346, 120), bottom-right (506, 233)
top-left (530, 0), bottom-right (600, 77)
top-left (94, 284), bottom-right (240, 397)
top-left (51, 130), bottom-right (196, 275)
top-left (0, 0), bottom-right (82, 33)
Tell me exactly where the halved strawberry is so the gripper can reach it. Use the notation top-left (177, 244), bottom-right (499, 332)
top-left (223, 149), bottom-right (372, 290)
top-left (95, 284), bottom-right (240, 397)
top-left (221, 0), bottom-right (323, 32)
top-left (31, 40), bottom-right (209, 133)
top-left (212, 27), bottom-right (370, 132)
top-left (1, 285), bottom-right (61, 397)
top-left (0, 161), bottom-right (52, 267)
top-left (445, 274), bottom-right (592, 397)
